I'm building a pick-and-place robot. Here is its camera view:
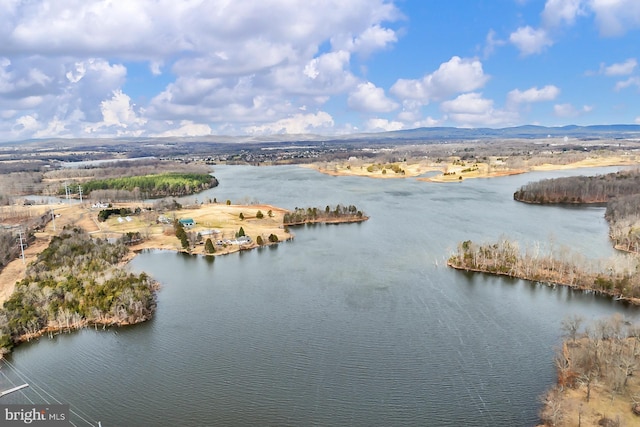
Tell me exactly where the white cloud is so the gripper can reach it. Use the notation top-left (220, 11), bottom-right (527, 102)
top-left (602, 58), bottom-right (637, 76)
top-left (411, 117), bottom-right (441, 128)
top-left (244, 111), bottom-right (335, 135)
top-left (509, 26), bottom-right (553, 56)
top-left (441, 93), bottom-right (518, 127)
top-left (614, 77), bottom-right (640, 91)
top-left (33, 116), bottom-right (71, 139)
top-left (390, 56), bottom-right (489, 103)
top-left (589, 0), bottom-right (640, 36)
top-left (11, 114), bottom-right (40, 136)
top-left (85, 90), bottom-right (146, 134)
top-left (635, 116), bottom-right (640, 124)
top-left (332, 25), bottom-right (398, 57)
top-left (507, 85), bottom-right (560, 106)
top-left (152, 121), bottom-right (212, 138)
top-left (365, 118), bottom-right (405, 132)
top-left (348, 82), bottom-right (398, 113)
top-left (483, 29), bottom-right (506, 58)
top-left (542, 0), bottom-right (586, 28)
top-left (553, 103), bottom-right (592, 117)
top-left (0, 0), bottom-right (402, 140)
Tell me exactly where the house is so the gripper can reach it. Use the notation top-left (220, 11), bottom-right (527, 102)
top-left (179, 218), bottom-right (196, 228)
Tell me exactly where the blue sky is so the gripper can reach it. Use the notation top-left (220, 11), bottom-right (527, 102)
top-left (0, 0), bottom-right (639, 142)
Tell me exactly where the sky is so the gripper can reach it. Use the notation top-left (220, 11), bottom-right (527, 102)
top-left (0, 0), bottom-right (639, 142)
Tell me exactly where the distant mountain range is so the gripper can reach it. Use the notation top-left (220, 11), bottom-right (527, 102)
top-left (3, 124), bottom-right (640, 148)
top-left (355, 124), bottom-right (640, 142)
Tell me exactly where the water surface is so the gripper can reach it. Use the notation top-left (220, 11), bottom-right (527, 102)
top-left (1, 165), bottom-right (636, 426)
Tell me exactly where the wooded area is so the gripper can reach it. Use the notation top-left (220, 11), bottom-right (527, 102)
top-left (77, 172), bottom-right (217, 199)
top-left (540, 315), bottom-right (640, 426)
top-left (514, 169), bottom-right (640, 253)
top-left (0, 227), bottom-right (157, 355)
top-left (514, 169), bottom-right (640, 204)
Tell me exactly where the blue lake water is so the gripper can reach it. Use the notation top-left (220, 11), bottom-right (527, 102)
top-left (1, 165), bottom-right (637, 426)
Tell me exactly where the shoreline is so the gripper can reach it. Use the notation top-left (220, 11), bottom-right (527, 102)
top-left (446, 260), bottom-right (640, 306)
top-left (305, 155), bottom-right (640, 182)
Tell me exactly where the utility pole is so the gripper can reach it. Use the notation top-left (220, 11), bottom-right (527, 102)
top-left (78, 185), bottom-right (83, 203)
top-left (64, 183), bottom-right (70, 203)
top-left (17, 229), bottom-right (25, 264)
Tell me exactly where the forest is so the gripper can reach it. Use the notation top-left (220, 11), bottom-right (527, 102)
top-left (75, 172), bottom-right (218, 199)
top-left (0, 227), bottom-right (157, 355)
top-left (513, 168), bottom-right (640, 204)
top-left (282, 204), bottom-right (366, 225)
top-left (514, 169), bottom-right (640, 253)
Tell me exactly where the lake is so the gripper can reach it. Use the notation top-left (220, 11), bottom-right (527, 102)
top-left (1, 165), bottom-right (637, 426)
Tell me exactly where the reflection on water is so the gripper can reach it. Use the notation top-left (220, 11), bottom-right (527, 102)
top-left (1, 165), bottom-right (637, 426)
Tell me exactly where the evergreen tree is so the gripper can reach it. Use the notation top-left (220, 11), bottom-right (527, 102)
top-left (204, 238), bottom-right (215, 254)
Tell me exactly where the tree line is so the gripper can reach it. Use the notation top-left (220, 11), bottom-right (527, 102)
top-left (448, 238), bottom-right (640, 300)
top-left (283, 204), bottom-right (365, 225)
top-left (514, 169), bottom-right (640, 204)
top-left (71, 172), bottom-right (218, 199)
top-left (514, 169), bottom-right (640, 253)
top-left (0, 227), bottom-right (157, 355)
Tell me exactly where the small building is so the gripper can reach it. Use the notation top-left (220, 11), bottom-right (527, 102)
top-left (179, 218), bottom-right (196, 228)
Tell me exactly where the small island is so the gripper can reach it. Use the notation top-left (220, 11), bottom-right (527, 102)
top-left (283, 205), bottom-right (368, 226)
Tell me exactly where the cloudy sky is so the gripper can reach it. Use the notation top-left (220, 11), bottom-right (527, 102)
top-left (1, 0), bottom-right (639, 142)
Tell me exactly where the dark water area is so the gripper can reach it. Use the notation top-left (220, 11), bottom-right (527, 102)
top-left (1, 165), bottom-right (637, 426)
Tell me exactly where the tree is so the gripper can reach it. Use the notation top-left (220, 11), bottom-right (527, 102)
top-left (174, 220), bottom-right (190, 251)
top-left (268, 210), bottom-right (273, 218)
top-left (256, 210), bottom-right (264, 219)
top-left (256, 235), bottom-right (264, 245)
top-left (226, 199), bottom-right (231, 205)
top-left (237, 227), bottom-right (245, 237)
top-left (239, 212), bottom-right (244, 220)
top-left (561, 314), bottom-right (583, 343)
top-left (204, 238), bottom-right (215, 254)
